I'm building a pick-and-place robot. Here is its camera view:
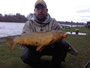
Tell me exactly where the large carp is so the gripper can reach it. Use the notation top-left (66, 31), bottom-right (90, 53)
top-left (6, 32), bottom-right (68, 52)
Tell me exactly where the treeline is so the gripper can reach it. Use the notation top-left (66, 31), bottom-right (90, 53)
top-left (0, 13), bottom-right (27, 23)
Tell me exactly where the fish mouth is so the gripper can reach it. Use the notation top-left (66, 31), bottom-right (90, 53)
top-left (63, 33), bottom-right (68, 38)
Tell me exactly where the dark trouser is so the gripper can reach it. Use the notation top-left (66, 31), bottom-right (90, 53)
top-left (21, 40), bottom-right (69, 66)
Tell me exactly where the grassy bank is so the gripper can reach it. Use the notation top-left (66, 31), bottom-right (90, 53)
top-left (0, 27), bottom-right (90, 68)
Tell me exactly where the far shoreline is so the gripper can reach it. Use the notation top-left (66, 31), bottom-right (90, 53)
top-left (0, 22), bottom-right (25, 23)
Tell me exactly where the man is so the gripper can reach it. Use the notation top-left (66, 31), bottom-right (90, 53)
top-left (21, 0), bottom-right (78, 68)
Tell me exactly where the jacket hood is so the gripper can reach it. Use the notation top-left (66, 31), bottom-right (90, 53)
top-left (27, 13), bottom-right (52, 24)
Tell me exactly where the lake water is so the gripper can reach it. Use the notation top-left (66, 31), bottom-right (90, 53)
top-left (0, 22), bottom-right (25, 38)
top-left (0, 22), bottom-right (86, 38)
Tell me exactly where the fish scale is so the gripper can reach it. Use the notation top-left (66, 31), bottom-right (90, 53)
top-left (5, 32), bottom-right (68, 52)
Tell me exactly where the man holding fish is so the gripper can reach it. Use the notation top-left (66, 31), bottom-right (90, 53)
top-left (20, 0), bottom-right (78, 68)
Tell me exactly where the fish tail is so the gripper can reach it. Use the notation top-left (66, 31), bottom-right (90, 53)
top-left (5, 37), bottom-right (14, 52)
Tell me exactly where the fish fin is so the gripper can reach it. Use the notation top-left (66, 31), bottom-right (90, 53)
top-left (5, 37), bottom-right (14, 52)
top-left (36, 46), bottom-right (43, 52)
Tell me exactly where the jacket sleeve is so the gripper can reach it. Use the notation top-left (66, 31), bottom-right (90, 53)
top-left (51, 19), bottom-right (62, 32)
top-left (22, 21), bottom-right (33, 34)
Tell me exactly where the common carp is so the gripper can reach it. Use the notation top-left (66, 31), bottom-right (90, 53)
top-left (6, 32), bottom-right (68, 52)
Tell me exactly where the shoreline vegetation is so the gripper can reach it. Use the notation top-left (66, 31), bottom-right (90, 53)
top-left (0, 13), bottom-right (27, 22)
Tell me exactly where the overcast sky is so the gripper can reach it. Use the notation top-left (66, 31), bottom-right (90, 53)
top-left (0, 0), bottom-right (90, 23)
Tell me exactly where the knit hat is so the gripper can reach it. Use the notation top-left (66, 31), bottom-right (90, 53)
top-left (35, 0), bottom-right (47, 8)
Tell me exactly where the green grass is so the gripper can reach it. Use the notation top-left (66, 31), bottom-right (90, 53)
top-left (65, 33), bottom-right (90, 68)
top-left (0, 43), bottom-right (29, 68)
top-left (0, 27), bottom-right (90, 68)
top-left (62, 27), bottom-right (89, 33)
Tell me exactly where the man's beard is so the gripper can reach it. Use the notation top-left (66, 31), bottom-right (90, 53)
top-left (37, 15), bottom-right (46, 21)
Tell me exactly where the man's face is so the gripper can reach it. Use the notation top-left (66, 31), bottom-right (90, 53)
top-left (34, 4), bottom-right (48, 20)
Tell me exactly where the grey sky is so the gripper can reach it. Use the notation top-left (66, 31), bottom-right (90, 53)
top-left (0, 0), bottom-right (90, 23)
